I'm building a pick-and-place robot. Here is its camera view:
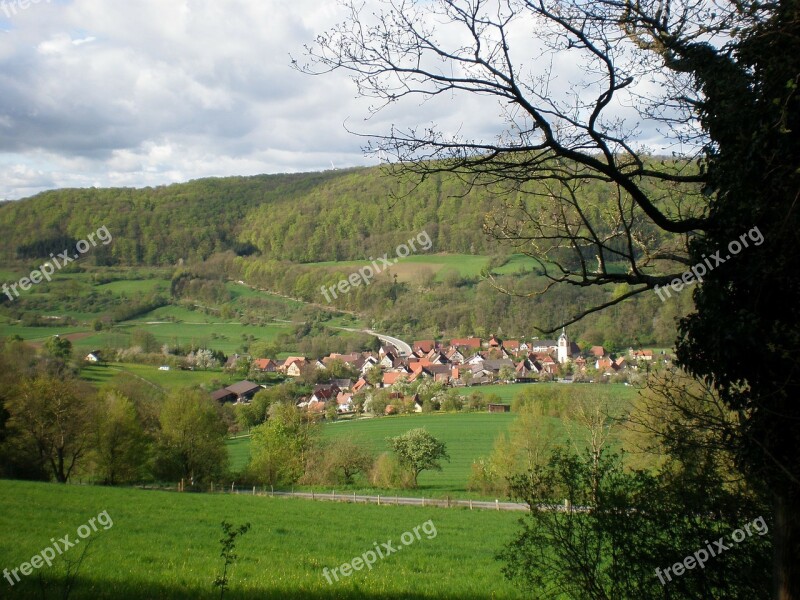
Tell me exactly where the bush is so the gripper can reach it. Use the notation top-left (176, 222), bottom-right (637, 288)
top-left (440, 391), bottom-right (464, 412)
top-left (466, 457), bottom-right (503, 494)
top-left (369, 452), bottom-right (414, 489)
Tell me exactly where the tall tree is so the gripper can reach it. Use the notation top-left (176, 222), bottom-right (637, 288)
top-left (301, 1), bottom-right (800, 595)
top-left (156, 389), bottom-right (228, 486)
top-left (247, 403), bottom-right (319, 486)
top-left (94, 391), bottom-right (150, 485)
top-left (5, 375), bottom-right (98, 483)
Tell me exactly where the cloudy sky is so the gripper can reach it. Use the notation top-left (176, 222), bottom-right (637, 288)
top-left (0, 1), bottom-right (681, 201)
top-left (0, 1), bottom-right (383, 199)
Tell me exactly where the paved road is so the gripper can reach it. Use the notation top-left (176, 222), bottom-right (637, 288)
top-left (234, 280), bottom-right (413, 355)
top-left (337, 327), bottom-right (413, 357)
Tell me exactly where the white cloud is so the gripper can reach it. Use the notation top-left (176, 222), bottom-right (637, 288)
top-left (0, 0), bottom-right (683, 200)
top-left (0, 0), bottom-right (387, 198)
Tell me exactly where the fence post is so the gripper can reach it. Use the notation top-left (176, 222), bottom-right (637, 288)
top-left (353, 492), bottom-right (356, 503)
top-left (271, 485), bottom-right (274, 497)
top-left (253, 486), bottom-right (256, 496)
top-left (496, 499), bottom-right (500, 511)
top-left (378, 495), bottom-right (381, 506)
top-left (332, 489), bottom-right (335, 501)
top-left (469, 499), bottom-right (473, 510)
top-left (231, 482), bottom-right (235, 493)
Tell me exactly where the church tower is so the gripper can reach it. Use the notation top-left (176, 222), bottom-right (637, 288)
top-left (557, 328), bottom-right (569, 364)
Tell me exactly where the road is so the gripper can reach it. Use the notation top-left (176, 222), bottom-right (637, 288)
top-left (234, 280), bottom-right (413, 356)
top-left (335, 326), bottom-right (412, 356)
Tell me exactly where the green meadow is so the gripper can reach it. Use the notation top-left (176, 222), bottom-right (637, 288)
top-left (228, 412), bottom-right (517, 493)
top-left (116, 321), bottom-right (294, 355)
top-left (472, 382), bottom-right (640, 404)
top-left (303, 253), bottom-right (491, 280)
top-left (80, 363), bottom-right (242, 391)
top-left (0, 480), bottom-right (526, 599)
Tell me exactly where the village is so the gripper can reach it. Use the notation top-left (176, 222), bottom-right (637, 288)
top-left (208, 331), bottom-right (671, 415)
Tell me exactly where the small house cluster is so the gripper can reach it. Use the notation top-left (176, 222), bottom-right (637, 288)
top-left (209, 331), bottom-right (669, 414)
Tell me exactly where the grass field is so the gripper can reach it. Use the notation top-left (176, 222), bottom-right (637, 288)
top-left (0, 480), bottom-right (526, 599)
top-left (471, 382), bottom-right (640, 404)
top-left (304, 253), bottom-right (491, 281)
top-left (0, 268), bottom-right (348, 356)
top-left (228, 412), bottom-right (519, 495)
top-left (0, 321), bottom-right (91, 344)
top-left (490, 254), bottom-right (536, 275)
top-left (117, 321), bottom-right (294, 355)
top-left (81, 363), bottom-right (243, 392)
top-left (95, 278), bottom-right (170, 295)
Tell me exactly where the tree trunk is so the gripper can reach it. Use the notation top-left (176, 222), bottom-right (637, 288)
top-left (56, 448), bottom-right (67, 483)
top-left (775, 489), bottom-right (800, 599)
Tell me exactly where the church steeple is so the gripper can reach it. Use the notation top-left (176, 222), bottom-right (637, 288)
top-left (557, 328), bottom-right (569, 364)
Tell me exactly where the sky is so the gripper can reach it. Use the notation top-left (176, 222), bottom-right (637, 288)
top-left (0, 0), bottom-right (681, 201)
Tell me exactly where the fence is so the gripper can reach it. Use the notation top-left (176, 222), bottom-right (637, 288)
top-left (214, 485), bottom-right (531, 512)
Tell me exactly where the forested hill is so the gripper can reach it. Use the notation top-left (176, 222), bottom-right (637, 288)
top-left (0, 167), bottom-right (517, 265)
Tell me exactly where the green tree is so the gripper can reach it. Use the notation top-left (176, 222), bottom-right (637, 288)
top-left (388, 428), bottom-right (449, 487)
top-left (94, 391), bottom-right (150, 485)
top-left (323, 438), bottom-right (374, 485)
top-left (502, 369), bottom-right (771, 599)
top-left (156, 388), bottom-right (228, 486)
top-left (5, 375), bottom-right (98, 483)
top-left (237, 383), bottom-right (299, 429)
top-left (501, 448), bottom-right (770, 600)
top-left (498, 365), bottom-right (515, 383)
top-left (247, 403), bottom-right (318, 486)
top-left (320, 358), bottom-right (359, 381)
top-left (44, 335), bottom-right (73, 362)
top-left (365, 365), bottom-right (383, 387)
top-left (130, 329), bottom-right (159, 353)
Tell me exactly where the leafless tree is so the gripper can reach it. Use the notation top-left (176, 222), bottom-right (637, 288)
top-left (294, 0), bottom-right (763, 325)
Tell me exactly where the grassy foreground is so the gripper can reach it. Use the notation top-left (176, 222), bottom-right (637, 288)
top-left (0, 480), bottom-right (526, 599)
